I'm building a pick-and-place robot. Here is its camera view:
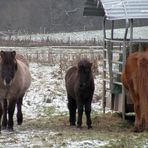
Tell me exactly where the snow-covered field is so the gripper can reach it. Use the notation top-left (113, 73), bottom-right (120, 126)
top-left (7, 26), bottom-right (148, 43)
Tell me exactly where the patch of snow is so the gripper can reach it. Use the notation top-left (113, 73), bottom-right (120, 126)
top-left (0, 130), bottom-right (58, 148)
top-left (66, 140), bottom-right (109, 148)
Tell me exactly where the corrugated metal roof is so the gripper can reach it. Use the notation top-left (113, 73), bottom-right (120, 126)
top-left (84, 0), bottom-right (148, 20)
top-left (99, 0), bottom-right (148, 20)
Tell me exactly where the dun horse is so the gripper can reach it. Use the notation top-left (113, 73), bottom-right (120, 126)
top-left (121, 51), bottom-right (148, 132)
top-left (0, 51), bottom-right (31, 132)
top-left (65, 59), bottom-right (94, 129)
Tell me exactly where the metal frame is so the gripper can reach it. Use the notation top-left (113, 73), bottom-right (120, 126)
top-left (102, 18), bottom-right (148, 119)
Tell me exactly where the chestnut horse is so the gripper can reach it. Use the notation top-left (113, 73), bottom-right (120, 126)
top-left (121, 51), bottom-right (148, 132)
top-left (0, 51), bottom-right (31, 132)
top-left (65, 59), bottom-right (94, 129)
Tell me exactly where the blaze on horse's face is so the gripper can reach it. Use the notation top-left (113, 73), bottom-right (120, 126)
top-left (78, 59), bottom-right (92, 88)
top-left (0, 51), bottom-right (17, 88)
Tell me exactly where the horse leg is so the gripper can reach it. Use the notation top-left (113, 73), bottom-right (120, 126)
top-left (141, 102), bottom-right (148, 131)
top-left (67, 94), bottom-right (76, 126)
top-left (2, 99), bottom-right (7, 129)
top-left (77, 102), bottom-right (83, 128)
top-left (17, 96), bottom-right (23, 125)
top-left (128, 86), bottom-right (143, 132)
top-left (133, 99), bottom-right (143, 132)
top-left (0, 103), bottom-right (3, 133)
top-left (8, 99), bottom-right (16, 131)
top-left (85, 101), bottom-right (92, 129)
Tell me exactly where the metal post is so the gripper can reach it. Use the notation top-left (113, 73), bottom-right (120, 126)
top-left (110, 20), bottom-right (114, 109)
top-left (122, 42), bottom-right (127, 120)
top-left (124, 19), bottom-right (129, 41)
top-left (121, 19), bottom-right (130, 120)
top-left (107, 41), bottom-right (113, 94)
top-left (103, 17), bottom-right (107, 114)
top-left (129, 19), bottom-right (133, 53)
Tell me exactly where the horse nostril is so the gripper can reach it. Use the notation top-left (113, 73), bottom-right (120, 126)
top-left (80, 83), bottom-right (86, 88)
top-left (4, 77), bottom-right (12, 87)
top-left (6, 78), bottom-right (11, 84)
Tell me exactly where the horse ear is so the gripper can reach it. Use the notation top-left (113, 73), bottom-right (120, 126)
top-left (0, 51), bottom-right (5, 58)
top-left (12, 51), bottom-right (16, 57)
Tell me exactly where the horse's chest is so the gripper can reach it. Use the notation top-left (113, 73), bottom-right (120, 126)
top-left (0, 86), bottom-right (19, 100)
top-left (0, 89), bottom-right (8, 100)
top-left (77, 89), bottom-right (91, 100)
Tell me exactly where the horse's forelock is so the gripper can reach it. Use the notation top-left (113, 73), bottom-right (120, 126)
top-left (1, 51), bottom-right (16, 65)
top-left (78, 59), bottom-right (92, 73)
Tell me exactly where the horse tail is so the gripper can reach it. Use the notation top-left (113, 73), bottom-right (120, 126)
top-left (137, 57), bottom-right (148, 111)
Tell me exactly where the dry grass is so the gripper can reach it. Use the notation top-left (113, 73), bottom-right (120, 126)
top-left (20, 112), bottom-right (134, 137)
top-left (16, 112), bottom-right (148, 147)
top-left (25, 49), bottom-right (102, 77)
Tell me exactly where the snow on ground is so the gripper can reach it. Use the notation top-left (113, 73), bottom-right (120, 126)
top-left (23, 63), bottom-right (68, 118)
top-left (8, 26), bottom-right (148, 43)
top-left (1, 129), bottom-right (75, 148)
top-left (66, 140), bottom-right (109, 148)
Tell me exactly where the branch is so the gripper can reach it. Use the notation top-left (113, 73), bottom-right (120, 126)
top-left (65, 8), bottom-right (80, 16)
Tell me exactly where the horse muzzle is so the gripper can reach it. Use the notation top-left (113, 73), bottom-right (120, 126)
top-left (80, 82), bottom-right (87, 88)
top-left (3, 79), bottom-right (12, 88)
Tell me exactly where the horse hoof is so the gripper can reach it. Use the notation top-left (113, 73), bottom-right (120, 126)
top-left (7, 127), bottom-right (14, 132)
top-left (1, 126), bottom-right (7, 130)
top-left (17, 116), bottom-right (23, 125)
top-left (88, 125), bottom-right (92, 129)
top-left (133, 127), bottom-right (143, 133)
top-left (77, 125), bottom-right (82, 129)
top-left (70, 123), bottom-right (76, 126)
top-left (17, 121), bottom-right (23, 125)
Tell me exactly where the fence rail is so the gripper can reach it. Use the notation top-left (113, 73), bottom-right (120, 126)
top-left (0, 46), bottom-right (104, 75)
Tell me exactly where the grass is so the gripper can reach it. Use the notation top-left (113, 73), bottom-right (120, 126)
top-left (43, 106), bottom-right (55, 116)
top-left (15, 111), bottom-right (148, 147)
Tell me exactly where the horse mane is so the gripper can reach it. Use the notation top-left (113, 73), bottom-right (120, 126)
top-left (0, 52), bottom-right (29, 67)
top-left (16, 54), bottom-right (29, 67)
top-left (0, 51), bottom-right (16, 64)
